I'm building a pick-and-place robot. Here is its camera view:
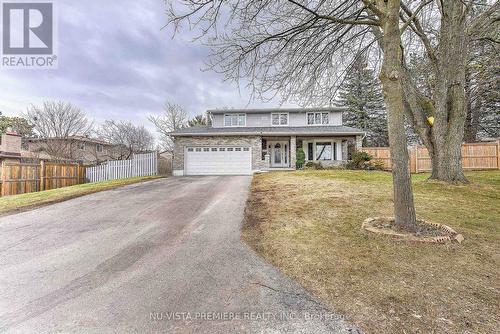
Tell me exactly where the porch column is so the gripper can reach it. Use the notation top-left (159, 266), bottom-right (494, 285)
top-left (290, 136), bottom-right (297, 169)
top-left (342, 140), bottom-right (348, 160)
top-left (356, 135), bottom-right (363, 150)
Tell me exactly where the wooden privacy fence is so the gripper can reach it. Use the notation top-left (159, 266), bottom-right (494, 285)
top-left (363, 140), bottom-right (500, 173)
top-left (86, 152), bottom-right (158, 183)
top-left (0, 161), bottom-right (86, 197)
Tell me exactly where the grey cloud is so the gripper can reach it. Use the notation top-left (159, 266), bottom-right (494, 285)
top-left (0, 0), bottom-right (293, 130)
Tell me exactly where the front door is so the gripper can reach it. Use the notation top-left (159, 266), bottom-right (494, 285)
top-left (270, 141), bottom-right (289, 168)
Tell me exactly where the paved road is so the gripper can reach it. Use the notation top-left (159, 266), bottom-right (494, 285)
top-left (0, 177), bottom-right (359, 333)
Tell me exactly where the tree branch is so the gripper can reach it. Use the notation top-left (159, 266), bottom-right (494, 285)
top-left (286, 0), bottom-right (380, 26)
top-left (400, 2), bottom-right (437, 65)
top-left (400, 0), bottom-right (434, 34)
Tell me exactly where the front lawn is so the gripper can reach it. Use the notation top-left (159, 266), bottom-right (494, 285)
top-left (242, 170), bottom-right (499, 333)
top-left (0, 176), bottom-right (162, 216)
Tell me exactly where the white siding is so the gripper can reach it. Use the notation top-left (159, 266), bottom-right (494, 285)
top-left (211, 111), bottom-right (343, 127)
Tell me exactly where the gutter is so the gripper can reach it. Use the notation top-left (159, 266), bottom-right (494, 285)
top-left (169, 131), bottom-right (365, 137)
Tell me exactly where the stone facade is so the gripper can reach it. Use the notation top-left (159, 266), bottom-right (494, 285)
top-left (172, 136), bottom-right (265, 175)
top-left (356, 135), bottom-right (363, 150)
top-left (173, 134), bottom-right (359, 175)
top-left (342, 140), bottom-right (349, 160)
top-left (290, 136), bottom-right (297, 169)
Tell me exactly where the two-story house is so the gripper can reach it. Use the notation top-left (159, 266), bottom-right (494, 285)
top-left (26, 136), bottom-right (118, 165)
top-left (170, 107), bottom-right (365, 176)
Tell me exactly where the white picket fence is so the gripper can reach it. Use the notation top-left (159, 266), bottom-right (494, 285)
top-left (86, 152), bottom-right (158, 183)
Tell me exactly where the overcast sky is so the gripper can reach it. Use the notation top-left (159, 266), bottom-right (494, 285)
top-left (0, 0), bottom-right (293, 130)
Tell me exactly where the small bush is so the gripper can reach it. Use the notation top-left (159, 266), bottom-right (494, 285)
top-left (305, 161), bottom-right (324, 170)
top-left (296, 148), bottom-right (306, 169)
top-left (345, 151), bottom-right (384, 170)
top-left (371, 160), bottom-right (386, 171)
top-left (346, 151), bottom-right (371, 169)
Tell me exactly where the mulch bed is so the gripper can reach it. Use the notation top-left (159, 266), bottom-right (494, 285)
top-left (362, 217), bottom-right (464, 244)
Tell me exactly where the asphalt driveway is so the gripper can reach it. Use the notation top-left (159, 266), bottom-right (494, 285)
top-left (0, 176), bottom-right (358, 333)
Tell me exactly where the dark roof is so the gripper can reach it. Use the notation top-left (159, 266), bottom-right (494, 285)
top-left (170, 125), bottom-right (364, 136)
top-left (27, 136), bottom-right (112, 145)
top-left (208, 107), bottom-right (347, 114)
top-left (0, 152), bottom-right (21, 158)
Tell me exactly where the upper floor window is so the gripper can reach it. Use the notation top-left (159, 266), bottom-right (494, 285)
top-left (307, 112), bottom-right (329, 125)
top-left (96, 144), bottom-right (103, 153)
top-left (271, 113), bottom-right (288, 126)
top-left (224, 113), bottom-right (246, 126)
top-left (78, 142), bottom-right (85, 150)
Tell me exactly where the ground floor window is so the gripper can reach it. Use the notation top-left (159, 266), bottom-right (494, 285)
top-left (315, 142), bottom-right (332, 160)
top-left (304, 139), bottom-right (340, 161)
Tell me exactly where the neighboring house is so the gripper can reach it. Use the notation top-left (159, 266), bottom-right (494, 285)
top-left (0, 131), bottom-right (22, 164)
top-left (26, 136), bottom-right (117, 165)
top-left (169, 107), bottom-right (365, 176)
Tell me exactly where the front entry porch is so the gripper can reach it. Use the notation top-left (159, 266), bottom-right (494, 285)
top-left (261, 137), bottom-right (295, 170)
top-left (260, 135), bottom-right (360, 171)
top-left (269, 140), bottom-right (289, 168)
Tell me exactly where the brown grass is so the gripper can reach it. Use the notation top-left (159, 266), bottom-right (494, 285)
top-left (0, 176), bottom-right (163, 216)
top-left (242, 170), bottom-right (500, 334)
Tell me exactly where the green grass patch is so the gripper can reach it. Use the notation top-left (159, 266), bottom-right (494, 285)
top-left (0, 176), bottom-right (163, 216)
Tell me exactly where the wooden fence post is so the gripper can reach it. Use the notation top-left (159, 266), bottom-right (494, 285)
top-left (415, 146), bottom-right (419, 173)
top-left (40, 160), bottom-right (45, 191)
top-left (497, 139), bottom-right (500, 170)
top-left (409, 146), bottom-right (417, 173)
top-left (79, 163), bottom-right (85, 184)
top-left (1, 161), bottom-right (5, 197)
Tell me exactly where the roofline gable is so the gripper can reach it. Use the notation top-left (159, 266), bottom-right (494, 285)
top-left (208, 107), bottom-right (347, 114)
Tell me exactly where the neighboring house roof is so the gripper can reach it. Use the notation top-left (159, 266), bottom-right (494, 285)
top-left (0, 152), bottom-right (21, 158)
top-left (208, 107), bottom-right (347, 114)
top-left (27, 136), bottom-right (113, 146)
top-left (169, 125), bottom-right (365, 136)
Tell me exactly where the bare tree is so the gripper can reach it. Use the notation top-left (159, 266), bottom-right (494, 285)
top-left (98, 120), bottom-right (155, 160)
top-left (166, 0), bottom-right (420, 230)
top-left (168, 0), bottom-right (498, 184)
top-left (464, 39), bottom-right (499, 142)
top-left (395, 1), bottom-right (499, 182)
top-left (149, 102), bottom-right (187, 151)
top-left (165, 0), bottom-right (498, 229)
top-left (25, 101), bottom-right (93, 160)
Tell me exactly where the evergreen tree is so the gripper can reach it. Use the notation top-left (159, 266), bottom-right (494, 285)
top-left (335, 55), bottom-right (389, 147)
top-left (0, 112), bottom-right (34, 138)
top-left (187, 113), bottom-right (211, 127)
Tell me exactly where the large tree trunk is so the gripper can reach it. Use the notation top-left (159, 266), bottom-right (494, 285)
top-left (429, 0), bottom-right (468, 182)
top-left (380, 0), bottom-right (417, 231)
top-left (394, 1), bottom-right (470, 183)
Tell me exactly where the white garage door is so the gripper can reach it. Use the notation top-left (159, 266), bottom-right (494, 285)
top-left (185, 146), bottom-right (252, 175)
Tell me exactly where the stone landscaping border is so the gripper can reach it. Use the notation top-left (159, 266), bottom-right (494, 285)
top-left (362, 217), bottom-right (464, 244)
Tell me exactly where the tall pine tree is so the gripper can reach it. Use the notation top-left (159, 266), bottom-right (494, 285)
top-left (335, 54), bottom-right (389, 147)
